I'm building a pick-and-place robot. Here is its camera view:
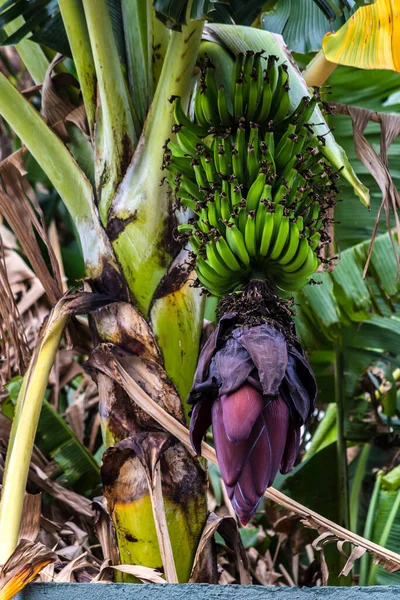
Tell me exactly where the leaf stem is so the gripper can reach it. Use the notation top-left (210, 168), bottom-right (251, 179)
top-left (58, 0), bottom-right (97, 135)
top-left (0, 305), bottom-right (68, 565)
top-left (82, 0), bottom-right (137, 223)
top-left (303, 50), bottom-right (338, 87)
top-left (303, 402), bottom-right (337, 460)
top-left (335, 337), bottom-right (350, 530)
top-left (359, 470), bottom-right (383, 585)
top-left (350, 444), bottom-right (371, 533)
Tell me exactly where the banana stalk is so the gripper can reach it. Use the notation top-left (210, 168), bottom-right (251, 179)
top-left (61, 4), bottom-right (207, 579)
top-left (0, 4), bottom-right (208, 581)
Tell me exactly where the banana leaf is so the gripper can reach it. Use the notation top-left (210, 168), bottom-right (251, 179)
top-left (261, 0), bottom-right (345, 53)
top-left (322, 0), bottom-right (400, 72)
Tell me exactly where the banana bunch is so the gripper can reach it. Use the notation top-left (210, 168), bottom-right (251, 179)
top-left (163, 51), bottom-right (338, 297)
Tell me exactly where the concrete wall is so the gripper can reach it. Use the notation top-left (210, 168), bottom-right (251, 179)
top-left (16, 584), bottom-right (400, 600)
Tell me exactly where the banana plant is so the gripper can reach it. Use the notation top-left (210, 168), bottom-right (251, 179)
top-left (0, 0), bottom-right (368, 583)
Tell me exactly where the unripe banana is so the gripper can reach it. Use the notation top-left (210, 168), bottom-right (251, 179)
top-left (269, 214), bottom-right (290, 261)
top-left (220, 193), bottom-right (232, 222)
top-left (280, 246), bottom-right (319, 281)
top-left (205, 242), bottom-right (234, 277)
top-left (234, 79), bottom-right (245, 121)
top-left (226, 223), bottom-right (250, 266)
top-left (177, 223), bottom-right (194, 235)
top-left (206, 200), bottom-right (222, 233)
top-left (194, 87), bottom-right (209, 128)
top-left (237, 206), bottom-right (247, 235)
top-left (217, 85), bottom-right (232, 126)
top-left (216, 236), bottom-right (242, 272)
top-left (270, 64), bottom-right (290, 123)
top-left (281, 236), bottom-right (309, 273)
top-left (246, 172), bottom-right (267, 211)
top-left (277, 220), bottom-right (301, 265)
top-left (176, 126), bottom-right (201, 156)
top-left (267, 55), bottom-right (279, 96)
top-left (259, 209), bottom-right (275, 257)
top-left (269, 204), bottom-right (285, 249)
top-left (245, 211), bottom-right (257, 257)
top-left (189, 234), bottom-right (201, 253)
top-left (173, 96), bottom-right (207, 137)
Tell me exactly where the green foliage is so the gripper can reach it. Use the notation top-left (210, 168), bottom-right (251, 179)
top-left (261, 0), bottom-right (344, 53)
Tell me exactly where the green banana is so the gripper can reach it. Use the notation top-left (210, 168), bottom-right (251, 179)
top-left (189, 234), bottom-right (201, 253)
top-left (244, 211), bottom-right (257, 257)
top-left (309, 231), bottom-right (321, 251)
top-left (176, 126), bottom-right (202, 156)
top-left (226, 223), bottom-right (250, 266)
top-left (217, 85), bottom-right (231, 126)
top-left (246, 172), bottom-right (267, 211)
top-left (206, 200), bottom-right (222, 233)
top-left (255, 75), bottom-right (272, 125)
top-left (269, 215), bottom-right (290, 261)
top-left (280, 246), bottom-right (319, 280)
top-left (259, 209), bottom-right (275, 257)
top-left (193, 163), bottom-right (208, 189)
top-left (205, 242), bottom-right (234, 278)
top-left (237, 206), bottom-right (247, 235)
top-left (246, 143), bottom-right (259, 184)
top-left (282, 236), bottom-right (309, 273)
top-left (234, 80), bottom-right (245, 121)
top-left (220, 193), bottom-right (232, 222)
top-left (194, 85), bottom-right (209, 128)
top-left (216, 236), bottom-right (242, 272)
top-left (277, 220), bottom-right (300, 265)
top-left (255, 201), bottom-right (267, 246)
top-left (270, 64), bottom-right (290, 123)
top-left (177, 223), bottom-right (194, 235)
top-left (173, 97), bottom-right (207, 137)
top-left (267, 55), bottom-right (279, 96)
top-left (269, 203), bottom-right (285, 248)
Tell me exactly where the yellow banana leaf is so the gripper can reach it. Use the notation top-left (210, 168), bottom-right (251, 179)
top-left (323, 0), bottom-right (400, 72)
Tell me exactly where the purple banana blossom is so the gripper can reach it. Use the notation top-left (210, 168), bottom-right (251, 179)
top-left (188, 313), bottom-right (317, 525)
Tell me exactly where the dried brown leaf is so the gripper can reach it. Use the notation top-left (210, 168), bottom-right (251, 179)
top-left (0, 155), bottom-right (62, 304)
top-left (53, 552), bottom-right (92, 583)
top-left (92, 559), bottom-right (165, 584)
top-left (330, 103), bottom-right (400, 276)
top-left (190, 512), bottom-right (250, 584)
top-left (92, 497), bottom-right (119, 565)
top-left (0, 539), bottom-right (55, 600)
top-left (340, 546), bottom-right (367, 577)
top-left (0, 237), bottom-right (30, 381)
top-left (19, 493), bottom-right (41, 542)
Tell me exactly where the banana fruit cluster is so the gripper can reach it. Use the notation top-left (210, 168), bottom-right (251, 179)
top-left (163, 52), bottom-right (338, 297)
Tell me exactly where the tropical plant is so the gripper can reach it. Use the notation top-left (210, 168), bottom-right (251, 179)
top-left (0, 0), bottom-right (400, 593)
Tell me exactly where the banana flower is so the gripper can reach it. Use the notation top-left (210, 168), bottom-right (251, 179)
top-left (188, 312), bottom-right (317, 524)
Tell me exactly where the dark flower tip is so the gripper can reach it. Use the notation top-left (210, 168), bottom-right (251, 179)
top-left (188, 312), bottom-right (317, 525)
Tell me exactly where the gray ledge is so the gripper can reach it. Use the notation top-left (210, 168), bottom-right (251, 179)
top-left (15, 584), bottom-right (400, 599)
